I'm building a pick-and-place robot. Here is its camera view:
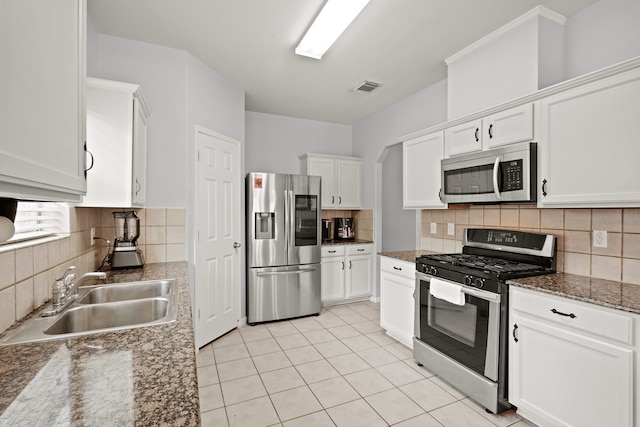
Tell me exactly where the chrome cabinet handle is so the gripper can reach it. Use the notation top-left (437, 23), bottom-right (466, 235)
top-left (513, 324), bottom-right (519, 343)
top-left (328, 250), bottom-right (336, 253)
top-left (474, 128), bottom-right (479, 142)
top-left (341, 261), bottom-right (344, 270)
top-left (488, 123), bottom-right (494, 139)
top-left (542, 179), bottom-right (548, 197)
top-left (349, 261), bottom-right (352, 269)
top-left (331, 196), bottom-right (335, 204)
top-left (393, 266), bottom-right (402, 271)
top-left (233, 242), bottom-right (242, 248)
top-left (338, 196), bottom-right (342, 205)
top-left (357, 248), bottom-right (365, 252)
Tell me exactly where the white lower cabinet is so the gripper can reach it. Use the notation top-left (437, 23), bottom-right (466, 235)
top-left (379, 256), bottom-right (414, 348)
top-left (509, 286), bottom-right (636, 427)
top-left (321, 244), bottom-right (372, 305)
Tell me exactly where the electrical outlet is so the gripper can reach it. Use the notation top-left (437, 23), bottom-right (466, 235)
top-left (430, 222), bottom-right (437, 234)
top-left (90, 227), bottom-right (95, 246)
top-left (448, 223), bottom-right (455, 236)
top-left (593, 230), bottom-right (607, 248)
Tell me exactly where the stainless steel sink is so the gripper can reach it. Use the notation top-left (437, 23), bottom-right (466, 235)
top-left (45, 298), bottom-right (170, 335)
top-left (0, 279), bottom-right (178, 346)
top-left (76, 280), bottom-right (173, 304)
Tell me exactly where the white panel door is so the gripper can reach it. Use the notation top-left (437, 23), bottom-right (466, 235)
top-left (195, 127), bottom-right (241, 348)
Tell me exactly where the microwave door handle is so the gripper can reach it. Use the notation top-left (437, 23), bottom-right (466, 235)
top-left (492, 157), bottom-right (501, 200)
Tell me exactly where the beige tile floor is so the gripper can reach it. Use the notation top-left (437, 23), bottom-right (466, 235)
top-left (196, 301), bottom-right (536, 427)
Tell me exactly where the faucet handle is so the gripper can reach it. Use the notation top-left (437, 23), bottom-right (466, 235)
top-left (58, 265), bottom-right (76, 281)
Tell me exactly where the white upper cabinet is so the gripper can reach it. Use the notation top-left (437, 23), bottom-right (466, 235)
top-left (0, 0), bottom-right (87, 202)
top-left (81, 78), bottom-right (150, 207)
top-left (300, 154), bottom-right (362, 209)
top-left (538, 66), bottom-right (640, 207)
top-left (484, 103), bottom-right (534, 149)
top-left (444, 104), bottom-right (534, 157)
top-left (403, 131), bottom-right (446, 209)
top-left (444, 119), bottom-right (483, 157)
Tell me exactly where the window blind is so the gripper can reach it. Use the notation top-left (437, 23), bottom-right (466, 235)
top-left (5, 202), bottom-right (70, 244)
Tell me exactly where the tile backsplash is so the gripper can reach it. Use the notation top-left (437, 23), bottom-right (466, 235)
top-left (0, 207), bottom-right (186, 335)
top-left (421, 206), bottom-right (640, 285)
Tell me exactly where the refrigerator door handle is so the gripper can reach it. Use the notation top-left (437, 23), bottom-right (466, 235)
top-left (256, 266), bottom-right (318, 277)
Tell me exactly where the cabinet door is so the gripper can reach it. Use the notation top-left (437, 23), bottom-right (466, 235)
top-left (403, 132), bottom-right (446, 209)
top-left (131, 96), bottom-right (148, 205)
top-left (346, 254), bottom-right (371, 298)
top-left (336, 159), bottom-right (362, 209)
top-left (538, 68), bottom-right (640, 207)
top-left (510, 312), bottom-right (633, 427)
top-left (308, 157), bottom-right (337, 208)
top-left (0, 0), bottom-right (86, 202)
top-left (379, 257), bottom-right (415, 348)
top-left (444, 119), bottom-right (482, 157)
top-left (484, 104), bottom-right (533, 149)
top-left (321, 256), bottom-right (345, 302)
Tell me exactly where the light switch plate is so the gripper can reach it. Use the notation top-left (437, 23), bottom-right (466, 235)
top-left (430, 222), bottom-right (437, 234)
top-left (448, 223), bottom-right (455, 236)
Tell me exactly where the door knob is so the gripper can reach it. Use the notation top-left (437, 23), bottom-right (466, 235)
top-left (233, 242), bottom-right (242, 248)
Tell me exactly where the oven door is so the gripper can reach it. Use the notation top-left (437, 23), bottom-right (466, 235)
top-left (415, 271), bottom-right (501, 381)
top-left (440, 142), bottom-right (536, 204)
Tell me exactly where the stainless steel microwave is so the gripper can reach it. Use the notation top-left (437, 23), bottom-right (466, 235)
top-left (440, 142), bottom-right (537, 204)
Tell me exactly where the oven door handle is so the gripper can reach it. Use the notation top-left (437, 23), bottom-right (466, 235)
top-left (492, 156), bottom-right (501, 200)
top-left (415, 271), bottom-right (501, 303)
top-left (461, 286), bottom-right (500, 303)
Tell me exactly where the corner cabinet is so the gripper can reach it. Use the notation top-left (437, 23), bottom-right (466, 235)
top-left (80, 78), bottom-right (150, 207)
top-left (509, 287), bottom-right (637, 427)
top-left (379, 256), bottom-right (414, 348)
top-left (402, 131), bottom-right (446, 209)
top-left (0, 0), bottom-right (87, 202)
top-left (300, 154), bottom-right (362, 209)
top-left (321, 244), bottom-right (372, 305)
top-left (538, 67), bottom-right (640, 207)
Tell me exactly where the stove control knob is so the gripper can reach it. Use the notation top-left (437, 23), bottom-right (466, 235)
top-left (474, 278), bottom-right (485, 289)
top-left (464, 275), bottom-right (473, 286)
top-left (429, 266), bottom-right (438, 276)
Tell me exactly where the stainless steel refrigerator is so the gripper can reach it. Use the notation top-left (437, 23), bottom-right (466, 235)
top-left (246, 172), bottom-right (322, 324)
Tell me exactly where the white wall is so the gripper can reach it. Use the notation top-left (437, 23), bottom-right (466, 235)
top-left (565, 0), bottom-right (640, 79)
top-left (245, 112), bottom-right (352, 175)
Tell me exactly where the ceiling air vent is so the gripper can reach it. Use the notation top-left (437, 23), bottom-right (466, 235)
top-left (354, 80), bottom-right (381, 93)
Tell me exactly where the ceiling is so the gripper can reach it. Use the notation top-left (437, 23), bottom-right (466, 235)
top-left (88, 0), bottom-right (599, 125)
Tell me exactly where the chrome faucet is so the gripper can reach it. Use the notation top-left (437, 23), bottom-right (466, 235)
top-left (42, 267), bottom-right (107, 317)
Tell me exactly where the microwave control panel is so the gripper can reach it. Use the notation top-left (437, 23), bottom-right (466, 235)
top-left (501, 159), bottom-right (523, 191)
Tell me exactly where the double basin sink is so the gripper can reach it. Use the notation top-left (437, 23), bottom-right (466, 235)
top-left (0, 279), bottom-right (178, 346)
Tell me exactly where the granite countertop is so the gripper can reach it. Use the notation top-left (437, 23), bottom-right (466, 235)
top-left (378, 249), bottom-right (438, 263)
top-left (0, 262), bottom-right (200, 426)
top-left (322, 239), bottom-right (374, 246)
top-left (508, 273), bottom-right (640, 315)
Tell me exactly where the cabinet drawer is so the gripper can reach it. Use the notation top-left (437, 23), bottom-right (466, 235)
top-left (380, 256), bottom-right (415, 281)
top-left (346, 245), bottom-right (372, 256)
top-left (322, 245), bottom-right (345, 257)
top-left (511, 287), bottom-right (633, 345)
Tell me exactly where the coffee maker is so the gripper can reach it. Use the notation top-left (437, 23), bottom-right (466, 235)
top-left (110, 211), bottom-right (144, 269)
top-left (334, 218), bottom-right (355, 240)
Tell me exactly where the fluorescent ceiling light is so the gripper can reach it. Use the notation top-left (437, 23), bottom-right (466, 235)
top-left (295, 0), bottom-right (370, 60)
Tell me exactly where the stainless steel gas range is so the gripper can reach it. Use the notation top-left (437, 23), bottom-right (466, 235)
top-left (414, 228), bottom-right (556, 414)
